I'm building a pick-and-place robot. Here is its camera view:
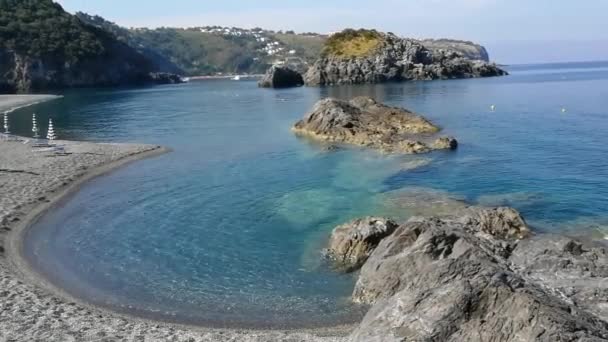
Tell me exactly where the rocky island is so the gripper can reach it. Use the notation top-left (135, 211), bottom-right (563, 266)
top-left (293, 96), bottom-right (458, 154)
top-left (325, 207), bottom-right (608, 341)
top-left (304, 29), bottom-right (507, 86)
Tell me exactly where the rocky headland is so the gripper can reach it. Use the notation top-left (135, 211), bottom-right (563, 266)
top-left (304, 29), bottom-right (507, 86)
top-left (420, 38), bottom-right (490, 61)
top-left (325, 206), bottom-right (608, 341)
top-left (293, 96), bottom-right (458, 154)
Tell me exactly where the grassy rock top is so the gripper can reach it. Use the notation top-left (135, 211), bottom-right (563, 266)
top-left (322, 29), bottom-right (383, 58)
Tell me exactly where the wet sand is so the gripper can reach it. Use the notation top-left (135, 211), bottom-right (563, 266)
top-left (0, 95), bottom-right (63, 113)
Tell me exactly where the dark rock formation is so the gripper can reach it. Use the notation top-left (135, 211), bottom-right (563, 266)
top-left (258, 65), bottom-right (304, 88)
top-left (328, 207), bottom-right (608, 341)
top-left (304, 31), bottom-right (507, 86)
top-left (421, 38), bottom-right (490, 61)
top-left (293, 96), bottom-right (458, 154)
top-left (148, 72), bottom-right (184, 84)
top-left (324, 217), bottom-right (398, 272)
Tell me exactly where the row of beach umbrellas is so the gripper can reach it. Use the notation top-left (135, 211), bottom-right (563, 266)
top-left (2, 112), bottom-right (56, 140)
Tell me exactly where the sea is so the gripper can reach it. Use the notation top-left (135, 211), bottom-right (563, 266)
top-left (7, 61), bottom-right (608, 328)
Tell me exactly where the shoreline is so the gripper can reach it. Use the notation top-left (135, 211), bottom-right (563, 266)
top-left (0, 94), bottom-right (63, 113)
top-left (0, 97), bottom-right (351, 341)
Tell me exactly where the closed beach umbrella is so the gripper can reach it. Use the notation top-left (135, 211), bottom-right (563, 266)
top-left (32, 113), bottom-right (40, 138)
top-left (3, 112), bottom-right (8, 134)
top-left (47, 118), bottom-right (57, 141)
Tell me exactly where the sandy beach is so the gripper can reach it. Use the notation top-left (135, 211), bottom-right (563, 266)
top-left (0, 96), bottom-right (349, 341)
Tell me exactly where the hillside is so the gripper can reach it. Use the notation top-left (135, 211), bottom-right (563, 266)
top-left (77, 14), bottom-right (326, 76)
top-left (0, 0), bottom-right (156, 93)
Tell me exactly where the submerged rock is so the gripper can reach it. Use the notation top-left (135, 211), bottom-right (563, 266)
top-left (324, 217), bottom-right (398, 272)
top-left (293, 96), bottom-right (457, 154)
top-left (380, 187), bottom-right (469, 219)
top-left (258, 65), bottom-right (304, 88)
top-left (326, 207), bottom-right (608, 341)
top-left (304, 29), bottom-right (507, 86)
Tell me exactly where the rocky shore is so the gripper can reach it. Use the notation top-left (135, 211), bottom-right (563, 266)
top-left (304, 30), bottom-right (506, 86)
top-left (293, 96), bottom-right (457, 154)
top-left (325, 207), bottom-right (608, 341)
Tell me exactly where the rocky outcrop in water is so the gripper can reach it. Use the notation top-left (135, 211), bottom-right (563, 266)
top-left (304, 30), bottom-right (506, 86)
top-left (420, 38), bottom-right (490, 61)
top-left (148, 72), bottom-right (184, 84)
top-left (258, 65), bottom-right (304, 88)
top-left (324, 217), bottom-right (398, 272)
top-left (326, 207), bottom-right (608, 341)
top-left (293, 96), bottom-right (457, 154)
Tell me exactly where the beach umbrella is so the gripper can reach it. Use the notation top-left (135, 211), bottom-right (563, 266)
top-left (32, 113), bottom-right (40, 138)
top-left (3, 112), bottom-right (9, 134)
top-left (46, 118), bottom-right (57, 141)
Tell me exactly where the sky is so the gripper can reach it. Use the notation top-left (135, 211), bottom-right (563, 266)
top-left (55, 0), bottom-right (608, 64)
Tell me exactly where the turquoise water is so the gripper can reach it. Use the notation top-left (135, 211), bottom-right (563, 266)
top-left (10, 61), bottom-right (608, 328)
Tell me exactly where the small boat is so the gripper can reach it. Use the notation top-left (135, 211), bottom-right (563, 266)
top-left (232, 75), bottom-right (241, 81)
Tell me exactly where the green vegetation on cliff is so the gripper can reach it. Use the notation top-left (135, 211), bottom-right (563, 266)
top-left (0, 0), bottom-right (104, 61)
top-left (322, 29), bottom-right (382, 58)
top-left (0, 0), bottom-right (154, 93)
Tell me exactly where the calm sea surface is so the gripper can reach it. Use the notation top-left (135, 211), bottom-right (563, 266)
top-left (8, 61), bottom-right (608, 327)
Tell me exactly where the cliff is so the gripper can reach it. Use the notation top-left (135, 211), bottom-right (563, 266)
top-left (0, 0), bottom-right (166, 93)
top-left (304, 29), bottom-right (506, 86)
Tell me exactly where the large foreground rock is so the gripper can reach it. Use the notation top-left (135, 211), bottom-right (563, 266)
top-left (305, 30), bottom-right (507, 86)
top-left (293, 96), bottom-right (458, 154)
top-left (332, 207), bottom-right (608, 341)
top-left (510, 235), bottom-right (608, 322)
top-left (258, 65), bottom-right (304, 88)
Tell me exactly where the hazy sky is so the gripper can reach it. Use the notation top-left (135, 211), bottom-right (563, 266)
top-left (56, 0), bottom-right (608, 64)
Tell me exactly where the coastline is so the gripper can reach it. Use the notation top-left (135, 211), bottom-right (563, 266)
top-left (0, 97), bottom-right (351, 341)
top-left (0, 94), bottom-right (63, 113)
